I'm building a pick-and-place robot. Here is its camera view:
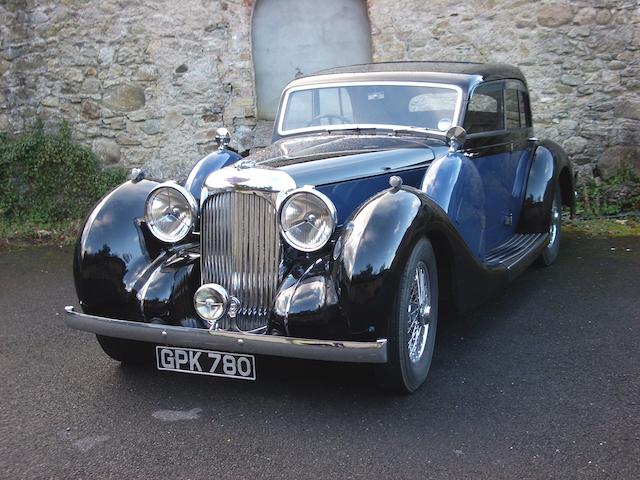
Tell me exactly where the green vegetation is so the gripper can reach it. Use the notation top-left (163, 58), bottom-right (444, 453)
top-left (0, 121), bottom-right (126, 247)
top-left (565, 217), bottom-right (640, 237)
top-left (566, 161), bottom-right (640, 237)
top-left (576, 162), bottom-right (640, 219)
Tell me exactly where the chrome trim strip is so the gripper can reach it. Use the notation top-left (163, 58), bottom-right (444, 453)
top-left (277, 81), bottom-right (464, 137)
top-left (203, 166), bottom-right (297, 197)
top-left (63, 307), bottom-right (388, 364)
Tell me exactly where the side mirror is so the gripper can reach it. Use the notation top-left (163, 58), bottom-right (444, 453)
top-left (215, 127), bottom-right (231, 150)
top-left (445, 126), bottom-right (467, 152)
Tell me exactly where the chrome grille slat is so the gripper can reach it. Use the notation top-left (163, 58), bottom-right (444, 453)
top-left (201, 190), bottom-right (280, 331)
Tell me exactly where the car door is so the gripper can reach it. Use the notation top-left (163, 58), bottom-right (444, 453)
top-left (504, 80), bottom-right (535, 231)
top-left (462, 80), bottom-right (527, 253)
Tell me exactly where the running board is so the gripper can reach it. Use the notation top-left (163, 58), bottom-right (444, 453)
top-left (485, 233), bottom-right (549, 280)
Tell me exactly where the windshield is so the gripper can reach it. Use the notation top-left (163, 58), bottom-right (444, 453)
top-left (278, 82), bottom-right (462, 136)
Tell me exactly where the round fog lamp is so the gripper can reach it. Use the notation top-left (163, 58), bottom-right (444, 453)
top-left (194, 284), bottom-right (229, 324)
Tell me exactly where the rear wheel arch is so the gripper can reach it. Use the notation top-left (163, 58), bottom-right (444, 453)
top-left (535, 139), bottom-right (575, 217)
top-left (558, 166), bottom-right (575, 215)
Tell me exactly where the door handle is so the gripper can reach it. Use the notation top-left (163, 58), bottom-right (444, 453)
top-left (464, 152), bottom-right (479, 158)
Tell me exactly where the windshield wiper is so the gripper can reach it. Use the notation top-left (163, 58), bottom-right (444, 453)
top-left (323, 125), bottom-right (378, 135)
top-left (322, 124), bottom-right (439, 138)
top-left (386, 126), bottom-right (435, 137)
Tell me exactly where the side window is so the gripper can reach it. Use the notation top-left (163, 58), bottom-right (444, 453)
top-left (464, 82), bottom-right (504, 134)
top-left (505, 89), bottom-right (520, 130)
top-left (518, 90), bottom-right (531, 128)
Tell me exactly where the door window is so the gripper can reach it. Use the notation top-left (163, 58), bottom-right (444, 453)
top-left (464, 82), bottom-right (504, 134)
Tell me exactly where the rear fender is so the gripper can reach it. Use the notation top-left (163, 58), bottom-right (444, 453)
top-left (518, 140), bottom-right (574, 233)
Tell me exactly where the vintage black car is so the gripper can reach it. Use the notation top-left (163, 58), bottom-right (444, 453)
top-left (65, 62), bottom-right (574, 392)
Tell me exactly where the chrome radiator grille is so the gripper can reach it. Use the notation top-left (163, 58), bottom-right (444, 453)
top-left (200, 191), bottom-right (281, 331)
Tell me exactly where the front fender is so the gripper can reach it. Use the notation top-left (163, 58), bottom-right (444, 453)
top-left (272, 185), bottom-right (427, 341)
top-left (75, 148), bottom-right (241, 321)
top-left (270, 255), bottom-right (343, 340)
top-left (74, 179), bottom-right (161, 319)
top-left (336, 185), bottom-right (510, 338)
top-left (336, 187), bottom-right (428, 339)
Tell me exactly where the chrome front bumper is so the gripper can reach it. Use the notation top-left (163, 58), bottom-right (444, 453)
top-left (64, 306), bottom-right (388, 364)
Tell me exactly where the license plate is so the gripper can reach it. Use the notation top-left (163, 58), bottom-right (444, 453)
top-left (156, 346), bottom-right (256, 380)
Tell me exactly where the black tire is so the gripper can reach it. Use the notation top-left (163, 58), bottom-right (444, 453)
top-left (537, 183), bottom-right (562, 267)
top-left (375, 238), bottom-right (438, 393)
top-left (96, 335), bottom-right (155, 364)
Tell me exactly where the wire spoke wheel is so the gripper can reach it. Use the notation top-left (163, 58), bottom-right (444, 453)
top-left (549, 194), bottom-right (560, 246)
top-left (538, 181), bottom-right (562, 267)
top-left (375, 238), bottom-right (438, 393)
top-left (407, 261), bottom-right (431, 363)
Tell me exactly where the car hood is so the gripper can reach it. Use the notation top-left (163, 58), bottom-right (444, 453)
top-left (244, 135), bottom-right (440, 187)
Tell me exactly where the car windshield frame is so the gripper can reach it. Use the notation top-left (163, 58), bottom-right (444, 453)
top-left (276, 81), bottom-right (464, 137)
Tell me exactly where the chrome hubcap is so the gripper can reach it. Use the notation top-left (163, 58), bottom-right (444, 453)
top-left (407, 261), bottom-right (431, 363)
top-left (549, 196), bottom-right (561, 246)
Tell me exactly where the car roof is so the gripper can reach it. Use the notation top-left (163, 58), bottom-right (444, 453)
top-left (285, 61), bottom-right (527, 91)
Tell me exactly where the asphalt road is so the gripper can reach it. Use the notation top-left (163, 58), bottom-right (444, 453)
top-left (1, 233), bottom-right (639, 479)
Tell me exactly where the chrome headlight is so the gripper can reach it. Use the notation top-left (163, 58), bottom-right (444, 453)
top-left (145, 183), bottom-right (197, 243)
top-left (279, 188), bottom-right (337, 252)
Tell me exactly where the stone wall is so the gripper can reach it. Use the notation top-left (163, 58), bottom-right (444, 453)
top-left (1, 0), bottom-right (257, 179)
top-left (367, 0), bottom-right (640, 181)
top-left (1, 0), bottom-right (639, 181)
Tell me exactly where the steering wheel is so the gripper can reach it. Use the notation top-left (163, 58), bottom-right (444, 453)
top-left (306, 114), bottom-right (352, 127)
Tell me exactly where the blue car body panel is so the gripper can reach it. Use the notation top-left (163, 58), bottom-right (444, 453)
top-left (421, 151), bottom-right (487, 258)
top-left (316, 167), bottom-right (427, 225)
